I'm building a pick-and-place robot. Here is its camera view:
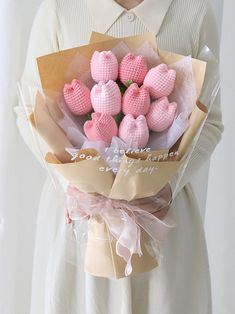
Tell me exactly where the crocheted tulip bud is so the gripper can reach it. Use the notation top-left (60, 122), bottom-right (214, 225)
top-left (119, 114), bottom-right (149, 148)
top-left (146, 97), bottom-right (177, 132)
top-left (119, 53), bottom-right (148, 86)
top-left (144, 64), bottom-right (176, 99)
top-left (91, 80), bottom-right (121, 115)
top-left (122, 83), bottom-right (150, 118)
top-left (84, 112), bottom-right (118, 143)
top-left (63, 79), bottom-right (92, 115)
top-left (90, 51), bottom-right (118, 83)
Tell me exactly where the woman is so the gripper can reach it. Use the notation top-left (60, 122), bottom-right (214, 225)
top-left (15, 0), bottom-right (223, 313)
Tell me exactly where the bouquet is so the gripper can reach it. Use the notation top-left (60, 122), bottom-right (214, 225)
top-left (19, 32), bottom-right (219, 279)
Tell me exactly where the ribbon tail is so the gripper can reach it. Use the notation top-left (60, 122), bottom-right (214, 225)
top-left (134, 209), bottom-right (174, 245)
top-left (103, 209), bottom-right (142, 277)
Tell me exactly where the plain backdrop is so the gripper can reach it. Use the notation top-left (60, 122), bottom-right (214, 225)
top-left (205, 1), bottom-right (235, 313)
top-left (0, 0), bottom-right (234, 313)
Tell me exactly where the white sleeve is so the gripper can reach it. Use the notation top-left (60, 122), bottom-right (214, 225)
top-left (14, 0), bottom-right (59, 165)
top-left (171, 2), bottom-right (224, 198)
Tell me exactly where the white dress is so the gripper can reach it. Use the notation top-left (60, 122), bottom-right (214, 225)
top-left (15, 0), bottom-right (224, 313)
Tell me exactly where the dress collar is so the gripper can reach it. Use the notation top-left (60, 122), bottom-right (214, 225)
top-left (87, 0), bottom-right (173, 35)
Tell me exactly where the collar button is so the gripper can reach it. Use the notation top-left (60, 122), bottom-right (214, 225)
top-left (126, 12), bottom-right (135, 22)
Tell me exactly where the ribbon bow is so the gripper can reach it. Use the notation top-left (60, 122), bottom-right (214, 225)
top-left (66, 186), bottom-right (174, 276)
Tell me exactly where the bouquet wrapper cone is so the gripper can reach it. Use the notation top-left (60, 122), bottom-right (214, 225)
top-left (30, 33), bottom-right (208, 278)
top-left (85, 217), bottom-right (158, 279)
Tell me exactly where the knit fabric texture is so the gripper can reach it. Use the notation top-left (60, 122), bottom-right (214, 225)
top-left (91, 51), bottom-right (119, 83)
top-left (84, 112), bottom-right (118, 143)
top-left (91, 80), bottom-right (121, 115)
top-left (146, 97), bottom-right (177, 132)
top-left (119, 114), bottom-right (149, 148)
top-left (63, 79), bottom-right (92, 115)
top-left (144, 64), bottom-right (176, 99)
top-left (119, 53), bottom-right (148, 86)
top-left (122, 83), bottom-right (150, 118)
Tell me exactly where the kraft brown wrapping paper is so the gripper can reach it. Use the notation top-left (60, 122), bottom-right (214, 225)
top-left (45, 151), bottom-right (115, 197)
top-left (31, 92), bottom-right (73, 163)
top-left (31, 33), bottom-right (208, 278)
top-left (85, 217), bottom-right (158, 279)
top-left (45, 151), bottom-right (181, 201)
top-left (174, 102), bottom-right (208, 160)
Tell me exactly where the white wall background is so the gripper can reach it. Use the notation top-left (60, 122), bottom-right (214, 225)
top-left (0, 0), bottom-right (234, 314)
top-left (0, 1), bottom-right (45, 313)
top-left (211, 0), bottom-right (223, 35)
top-left (206, 1), bottom-right (235, 313)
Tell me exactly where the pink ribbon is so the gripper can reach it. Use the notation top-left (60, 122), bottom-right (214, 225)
top-left (66, 186), bottom-right (174, 276)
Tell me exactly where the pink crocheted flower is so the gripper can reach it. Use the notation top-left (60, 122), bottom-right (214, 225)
top-left (84, 112), bottom-right (118, 143)
top-left (122, 83), bottom-right (150, 118)
top-left (119, 53), bottom-right (148, 86)
top-left (144, 64), bottom-right (176, 99)
top-left (146, 97), bottom-right (177, 132)
top-left (119, 114), bottom-right (149, 148)
top-left (90, 51), bottom-right (118, 83)
top-left (91, 80), bottom-right (121, 115)
top-left (63, 79), bottom-right (92, 115)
